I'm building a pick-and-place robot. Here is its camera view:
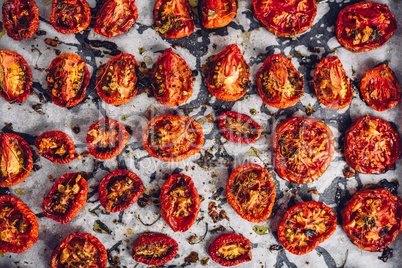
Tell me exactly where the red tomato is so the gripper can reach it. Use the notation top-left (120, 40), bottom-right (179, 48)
top-left (0, 195), bottom-right (38, 254)
top-left (0, 133), bottom-right (33, 188)
top-left (206, 44), bottom-right (250, 101)
top-left (47, 54), bottom-right (90, 108)
top-left (154, 0), bottom-right (195, 39)
top-left (2, 0), bottom-right (39, 40)
top-left (336, 1), bottom-right (397, 52)
top-left (42, 173), bottom-right (88, 224)
top-left (50, 0), bottom-right (91, 34)
top-left (209, 233), bottom-right (252, 266)
top-left (151, 48), bottom-right (193, 107)
top-left (200, 0), bottom-right (237, 29)
top-left (360, 64), bottom-right (400, 111)
top-left (0, 49), bottom-right (32, 104)
top-left (94, 0), bottom-right (138, 38)
top-left (218, 111), bottom-right (262, 144)
top-left (160, 174), bottom-right (200, 232)
top-left (35, 131), bottom-right (76, 164)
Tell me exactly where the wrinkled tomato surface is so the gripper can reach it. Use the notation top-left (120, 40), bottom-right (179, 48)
top-left (200, 0), bottom-right (237, 29)
top-left (50, 0), bottom-right (91, 34)
top-left (218, 111), bottom-right (262, 144)
top-left (209, 233), bottom-right (252, 266)
top-left (2, 0), bottom-right (39, 40)
top-left (35, 131), bottom-right (76, 164)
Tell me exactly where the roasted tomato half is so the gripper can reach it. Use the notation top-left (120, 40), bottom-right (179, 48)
top-left (160, 174), bottom-right (200, 232)
top-left (345, 115), bottom-right (400, 174)
top-left (96, 53), bottom-right (138, 105)
top-left (2, 0), bottom-right (39, 41)
top-left (209, 233), bottom-right (252, 266)
top-left (47, 54), bottom-right (90, 108)
top-left (151, 48), bottom-right (193, 107)
top-left (206, 44), bottom-right (250, 102)
top-left (226, 164), bottom-right (276, 223)
top-left (273, 117), bottom-right (334, 184)
top-left (94, 0), bottom-right (138, 38)
top-left (143, 115), bottom-right (204, 162)
top-left (50, 0), bottom-right (91, 34)
top-left (132, 232), bottom-right (179, 266)
top-left (51, 233), bottom-right (107, 268)
top-left (99, 169), bottom-right (144, 213)
top-left (0, 49), bottom-right (32, 104)
top-left (253, 0), bottom-right (317, 37)
top-left (343, 188), bottom-right (402, 252)
top-left (35, 131), bottom-right (76, 164)
top-left (0, 133), bottom-right (33, 188)
top-left (154, 0), bottom-right (194, 38)
top-left (200, 0), bottom-right (237, 29)
top-left (42, 173), bottom-right (88, 224)
top-left (86, 118), bottom-right (129, 160)
top-left (336, 1), bottom-right (397, 53)
top-left (278, 201), bottom-right (337, 255)
top-left (0, 195), bottom-right (38, 254)
top-left (218, 111), bottom-right (262, 144)
top-left (360, 64), bottom-right (401, 111)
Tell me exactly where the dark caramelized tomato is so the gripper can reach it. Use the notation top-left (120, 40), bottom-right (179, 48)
top-left (47, 54), bottom-right (90, 108)
top-left (273, 117), bottom-right (334, 184)
top-left (253, 0), bottom-right (317, 37)
top-left (345, 115), bottom-right (400, 174)
top-left (257, 53), bottom-right (304, 108)
top-left (154, 0), bottom-right (194, 39)
top-left (0, 195), bottom-right (38, 254)
top-left (313, 56), bottom-right (353, 109)
top-left (86, 118), bottom-right (129, 160)
top-left (2, 0), bottom-right (39, 40)
top-left (160, 174), bottom-right (200, 232)
top-left (226, 164), bottom-right (276, 223)
top-left (336, 1), bottom-right (397, 53)
top-left (218, 111), bottom-right (262, 144)
top-left (206, 44), bottom-right (250, 101)
top-left (278, 201), bottom-right (337, 255)
top-left (209, 233), bottom-right (252, 266)
top-left (94, 0), bottom-right (138, 38)
top-left (50, 0), bottom-right (91, 34)
top-left (51, 233), bottom-right (107, 268)
top-left (132, 232), bottom-right (179, 266)
top-left (98, 169), bottom-right (144, 213)
top-left (200, 0), bottom-right (237, 29)
top-left (96, 53), bottom-right (138, 105)
top-left (142, 115), bottom-right (204, 162)
top-left (0, 49), bottom-right (32, 104)
top-left (151, 48), bottom-right (193, 107)
top-left (360, 64), bottom-right (401, 111)
top-left (42, 173), bottom-right (88, 224)
top-left (0, 133), bottom-right (33, 188)
top-left (35, 131), bottom-right (76, 164)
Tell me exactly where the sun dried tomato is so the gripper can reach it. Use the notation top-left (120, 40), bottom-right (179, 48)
top-left (50, 0), bottom-right (91, 34)
top-left (218, 111), bottom-right (262, 144)
top-left (200, 0), bottom-right (237, 29)
top-left (35, 131), bottom-right (76, 164)
top-left (209, 233), bottom-right (252, 266)
top-left (2, 0), bottom-right (39, 40)
top-left (42, 172), bottom-right (88, 224)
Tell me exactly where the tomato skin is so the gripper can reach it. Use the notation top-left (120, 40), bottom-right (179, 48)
top-left (336, 1), bottom-right (397, 53)
top-left (278, 201), bottom-right (337, 255)
top-left (51, 233), bottom-right (107, 268)
top-left (200, 0), bottom-right (237, 29)
top-left (218, 111), bottom-right (262, 144)
top-left (94, 0), bottom-right (138, 38)
top-left (0, 195), bottom-right (38, 254)
top-left (253, 0), bottom-right (317, 37)
top-left (0, 49), bottom-right (32, 104)
top-left (206, 44), bottom-right (250, 102)
top-left (226, 164), bottom-right (276, 223)
top-left (160, 174), bottom-right (200, 232)
top-left (50, 0), bottom-right (91, 34)
top-left (2, 0), bottom-right (39, 41)
top-left (345, 115), bottom-right (400, 174)
top-left (151, 48), bottom-right (193, 107)
top-left (360, 64), bottom-right (400, 112)
top-left (209, 233), bottom-right (252, 266)
top-left (132, 232), bottom-right (179, 266)
top-left (313, 56), bottom-right (353, 109)
top-left (273, 117), bottom-right (334, 184)
top-left (35, 131), bottom-right (76, 164)
top-left (0, 133), bottom-right (33, 188)
top-left (42, 173), bottom-right (88, 224)
top-left (343, 188), bottom-right (402, 252)
top-left (86, 118), bottom-right (129, 160)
